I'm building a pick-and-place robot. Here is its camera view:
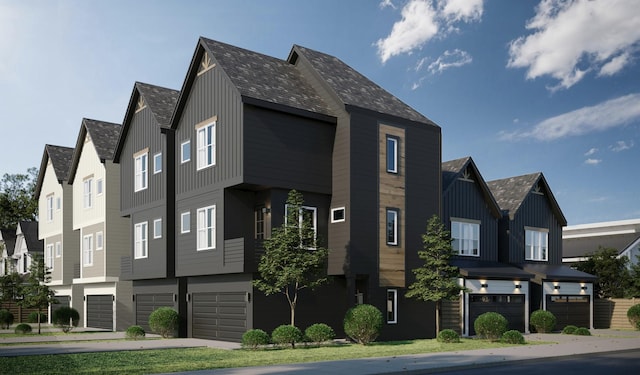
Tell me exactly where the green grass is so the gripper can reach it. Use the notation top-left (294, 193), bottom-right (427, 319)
top-left (0, 338), bottom-right (523, 375)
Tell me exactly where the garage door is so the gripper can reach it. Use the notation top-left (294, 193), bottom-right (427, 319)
top-left (136, 293), bottom-right (174, 332)
top-left (51, 296), bottom-right (70, 316)
top-left (191, 292), bottom-right (247, 342)
top-left (86, 295), bottom-right (113, 330)
top-left (546, 295), bottom-right (590, 330)
top-left (469, 294), bottom-right (525, 335)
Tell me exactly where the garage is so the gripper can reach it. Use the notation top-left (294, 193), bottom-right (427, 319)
top-left (546, 295), bottom-right (590, 329)
top-left (191, 292), bottom-right (247, 342)
top-left (136, 293), bottom-right (174, 332)
top-left (469, 294), bottom-right (525, 335)
top-left (86, 295), bottom-right (113, 330)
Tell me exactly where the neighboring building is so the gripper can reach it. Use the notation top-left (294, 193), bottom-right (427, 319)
top-left (12, 221), bottom-right (43, 275)
top-left (563, 219), bottom-right (640, 266)
top-left (0, 228), bottom-right (17, 276)
top-left (67, 118), bottom-right (132, 331)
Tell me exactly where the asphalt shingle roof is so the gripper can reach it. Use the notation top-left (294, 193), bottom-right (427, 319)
top-left (487, 173), bottom-right (542, 215)
top-left (45, 145), bottom-right (74, 182)
top-left (0, 228), bottom-right (17, 256)
top-left (442, 156), bottom-right (471, 191)
top-left (83, 119), bottom-right (122, 161)
top-left (17, 221), bottom-right (43, 254)
top-left (135, 82), bottom-right (179, 128)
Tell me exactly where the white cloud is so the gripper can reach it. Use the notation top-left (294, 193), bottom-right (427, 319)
top-left (379, 0), bottom-right (397, 9)
top-left (499, 93), bottom-right (640, 141)
top-left (441, 0), bottom-right (483, 23)
top-left (425, 49), bottom-right (472, 74)
top-left (610, 140), bottom-right (634, 152)
top-left (584, 148), bottom-right (598, 156)
top-left (507, 0), bottom-right (640, 91)
top-left (584, 158), bottom-right (602, 165)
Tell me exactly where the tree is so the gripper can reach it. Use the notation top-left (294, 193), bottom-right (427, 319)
top-left (17, 254), bottom-right (56, 334)
top-left (576, 246), bottom-right (630, 298)
top-left (626, 254), bottom-right (640, 298)
top-left (406, 215), bottom-right (466, 334)
top-left (0, 272), bottom-right (22, 303)
top-left (253, 190), bottom-right (329, 327)
top-left (0, 167), bottom-right (38, 229)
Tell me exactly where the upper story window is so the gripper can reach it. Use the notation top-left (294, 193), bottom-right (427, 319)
top-left (56, 197), bottom-right (61, 210)
top-left (331, 207), bottom-right (346, 223)
top-left (134, 222), bottom-right (148, 259)
top-left (386, 136), bottom-right (398, 174)
top-left (46, 194), bottom-right (54, 221)
top-left (181, 211), bottom-right (191, 233)
top-left (153, 218), bottom-right (162, 239)
top-left (451, 220), bottom-right (480, 257)
top-left (82, 234), bottom-right (93, 266)
top-left (55, 242), bottom-right (61, 258)
top-left (153, 153), bottom-right (162, 174)
top-left (96, 178), bottom-right (104, 196)
top-left (96, 231), bottom-right (104, 250)
top-left (83, 177), bottom-right (93, 208)
top-left (197, 205), bottom-right (216, 250)
top-left (285, 204), bottom-right (317, 249)
top-left (134, 150), bottom-right (148, 192)
top-left (255, 206), bottom-right (265, 240)
top-left (525, 228), bottom-right (548, 261)
top-left (196, 120), bottom-right (216, 170)
top-left (386, 208), bottom-right (399, 246)
top-left (45, 244), bottom-right (54, 270)
top-left (181, 140), bottom-right (191, 164)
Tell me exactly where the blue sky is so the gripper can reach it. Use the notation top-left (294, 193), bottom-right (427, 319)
top-left (0, 0), bottom-right (638, 225)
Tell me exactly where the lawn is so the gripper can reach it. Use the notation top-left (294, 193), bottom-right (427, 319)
top-left (0, 338), bottom-right (523, 375)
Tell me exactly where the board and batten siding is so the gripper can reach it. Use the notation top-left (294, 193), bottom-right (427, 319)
top-left (73, 135), bottom-right (106, 230)
top-left (129, 207), bottom-right (167, 279)
top-left (105, 162), bottom-right (131, 279)
top-left (62, 183), bottom-right (79, 285)
top-left (39, 160), bottom-right (64, 238)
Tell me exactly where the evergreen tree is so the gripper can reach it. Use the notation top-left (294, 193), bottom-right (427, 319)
top-left (0, 167), bottom-right (38, 229)
top-left (18, 254), bottom-right (56, 334)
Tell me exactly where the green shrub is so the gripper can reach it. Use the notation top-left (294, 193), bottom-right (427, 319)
top-left (271, 325), bottom-right (303, 348)
top-left (573, 327), bottom-right (591, 336)
top-left (501, 330), bottom-right (525, 344)
top-left (436, 329), bottom-right (460, 343)
top-left (14, 323), bottom-right (32, 334)
top-left (125, 325), bottom-right (146, 340)
top-left (343, 304), bottom-right (383, 345)
top-left (241, 329), bottom-right (271, 349)
top-left (27, 312), bottom-right (47, 323)
top-left (0, 309), bottom-right (14, 329)
top-left (305, 323), bottom-right (335, 344)
top-left (474, 312), bottom-right (508, 341)
top-left (148, 307), bottom-right (179, 338)
top-left (52, 307), bottom-right (79, 333)
top-left (562, 325), bottom-right (578, 334)
top-left (627, 304), bottom-right (640, 330)
top-left (530, 310), bottom-right (556, 333)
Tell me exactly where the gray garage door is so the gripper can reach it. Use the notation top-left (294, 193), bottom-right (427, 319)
top-left (192, 292), bottom-right (247, 342)
top-left (546, 295), bottom-right (590, 330)
top-left (51, 296), bottom-right (70, 323)
top-left (469, 294), bottom-right (525, 335)
top-left (86, 295), bottom-right (113, 330)
top-left (136, 293), bottom-right (174, 332)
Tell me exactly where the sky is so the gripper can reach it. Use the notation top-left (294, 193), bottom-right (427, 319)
top-left (0, 0), bottom-right (639, 225)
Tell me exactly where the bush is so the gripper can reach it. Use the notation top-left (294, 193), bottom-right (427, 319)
top-left (573, 327), bottom-right (591, 336)
top-left (436, 329), bottom-right (460, 343)
top-left (305, 323), bottom-right (335, 344)
top-left (15, 323), bottom-right (32, 334)
top-left (27, 312), bottom-right (47, 323)
top-left (627, 304), bottom-right (640, 330)
top-left (241, 329), bottom-right (271, 349)
top-left (271, 325), bottom-right (303, 348)
top-left (52, 307), bottom-right (79, 333)
top-left (343, 304), bottom-right (383, 345)
top-left (530, 310), bottom-right (556, 333)
top-left (501, 330), bottom-right (525, 344)
top-left (125, 325), bottom-right (146, 340)
top-left (474, 312), bottom-right (508, 341)
top-left (148, 307), bottom-right (179, 338)
top-left (562, 325), bottom-right (578, 335)
top-left (0, 309), bottom-right (14, 329)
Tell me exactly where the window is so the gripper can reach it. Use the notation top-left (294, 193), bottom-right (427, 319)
top-left (181, 212), bottom-right (190, 233)
top-left (197, 121), bottom-right (216, 169)
top-left (83, 234), bottom-right (93, 266)
top-left (285, 205), bottom-right (317, 249)
top-left (134, 222), bottom-right (148, 259)
top-left (525, 228), bottom-right (548, 261)
top-left (45, 244), bottom-right (54, 270)
top-left (331, 207), bottom-right (346, 223)
top-left (386, 136), bottom-right (398, 173)
top-left (451, 220), bottom-right (480, 256)
top-left (56, 197), bottom-right (61, 210)
top-left (387, 289), bottom-right (398, 324)
top-left (83, 178), bottom-right (93, 208)
top-left (134, 152), bottom-right (148, 192)
top-left (197, 205), bottom-right (216, 250)
top-left (96, 231), bottom-right (103, 250)
top-left (46, 195), bottom-right (54, 221)
top-left (386, 209), bottom-right (398, 246)
top-left (55, 242), bottom-right (61, 258)
top-left (153, 218), bottom-right (162, 239)
top-left (153, 153), bottom-right (162, 174)
top-left (255, 206), bottom-right (265, 240)
top-left (181, 140), bottom-right (191, 164)
top-left (96, 178), bottom-right (103, 196)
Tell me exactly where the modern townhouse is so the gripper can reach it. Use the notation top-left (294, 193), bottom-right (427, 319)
top-left (67, 118), bottom-right (132, 330)
top-left (0, 228), bottom-right (17, 276)
top-left (12, 221), bottom-right (43, 275)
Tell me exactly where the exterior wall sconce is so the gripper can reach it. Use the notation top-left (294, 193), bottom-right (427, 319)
top-left (480, 283), bottom-right (488, 288)
top-left (554, 285), bottom-right (561, 290)
top-left (514, 284), bottom-right (522, 289)
top-left (581, 286), bottom-right (587, 290)
top-left (261, 207), bottom-right (271, 214)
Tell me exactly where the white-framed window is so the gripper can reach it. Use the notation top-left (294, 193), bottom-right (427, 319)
top-left (451, 220), bottom-right (480, 257)
top-left (153, 218), bottom-right (162, 239)
top-left (525, 228), bottom-right (548, 261)
top-left (387, 289), bottom-right (398, 324)
top-left (55, 242), bottom-right (61, 258)
top-left (331, 207), bottom-right (346, 223)
top-left (83, 177), bottom-right (93, 208)
top-left (96, 231), bottom-right (104, 250)
top-left (181, 140), bottom-right (191, 164)
top-left (96, 178), bottom-right (103, 196)
top-left (134, 222), bottom-right (148, 259)
top-left (196, 121), bottom-right (216, 170)
top-left (386, 136), bottom-right (398, 173)
top-left (153, 153), bottom-right (162, 174)
top-left (82, 234), bottom-right (93, 266)
top-left (46, 195), bottom-right (54, 221)
top-left (197, 205), bottom-right (216, 250)
top-left (255, 206), bottom-right (266, 240)
top-left (45, 244), bottom-right (54, 270)
top-left (386, 209), bottom-right (398, 246)
top-left (285, 204), bottom-right (318, 249)
top-left (181, 212), bottom-right (190, 233)
top-left (134, 151), bottom-right (148, 192)
top-left (56, 197), bottom-right (61, 210)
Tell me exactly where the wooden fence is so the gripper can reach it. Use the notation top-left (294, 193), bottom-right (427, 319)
top-left (441, 299), bottom-right (462, 334)
top-left (594, 298), bottom-right (638, 329)
top-left (0, 302), bottom-right (41, 324)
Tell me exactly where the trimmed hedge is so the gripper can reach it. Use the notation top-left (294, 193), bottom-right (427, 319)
top-left (530, 310), bottom-right (556, 333)
top-left (343, 304), bottom-right (383, 345)
top-left (148, 307), bottom-right (179, 338)
top-left (0, 309), bottom-right (14, 329)
top-left (242, 329), bottom-right (270, 349)
top-left (436, 329), bottom-right (460, 343)
top-left (305, 323), bottom-right (335, 344)
top-left (15, 323), bottom-right (32, 334)
top-left (627, 304), bottom-right (640, 330)
top-left (271, 325), bottom-right (303, 348)
top-left (126, 325), bottom-right (146, 340)
top-left (562, 325), bottom-right (578, 335)
top-left (52, 307), bottom-right (79, 333)
top-left (474, 312), bottom-right (508, 341)
top-left (501, 330), bottom-right (525, 344)
top-left (573, 327), bottom-right (591, 336)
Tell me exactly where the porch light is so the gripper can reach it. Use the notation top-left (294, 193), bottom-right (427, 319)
top-left (514, 284), bottom-right (522, 289)
top-left (480, 283), bottom-right (488, 288)
top-left (554, 285), bottom-right (561, 290)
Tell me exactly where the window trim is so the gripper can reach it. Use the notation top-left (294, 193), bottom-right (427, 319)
top-left (331, 207), bottom-right (346, 223)
top-left (196, 205), bottom-right (216, 251)
top-left (153, 218), bottom-right (162, 239)
top-left (386, 208), bottom-right (399, 246)
top-left (181, 140), bottom-right (191, 164)
top-left (285, 204), bottom-right (318, 249)
top-left (255, 206), bottom-right (265, 240)
top-left (82, 234), bottom-right (93, 266)
top-left (46, 194), bottom-right (54, 222)
top-left (55, 242), bottom-right (61, 258)
top-left (387, 289), bottom-right (398, 324)
top-left (96, 178), bottom-right (104, 196)
top-left (180, 212), bottom-right (191, 234)
top-left (95, 231), bottom-right (104, 251)
top-left (134, 221), bottom-right (148, 259)
top-left (386, 136), bottom-right (399, 174)
top-left (196, 119), bottom-right (216, 170)
top-left (451, 219), bottom-right (480, 257)
top-left (525, 227), bottom-right (549, 261)
top-left (134, 151), bottom-right (148, 192)
top-left (153, 152), bottom-right (162, 174)
top-left (83, 177), bottom-right (93, 209)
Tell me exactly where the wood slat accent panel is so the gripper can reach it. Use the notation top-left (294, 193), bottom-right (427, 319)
top-left (594, 298), bottom-right (638, 329)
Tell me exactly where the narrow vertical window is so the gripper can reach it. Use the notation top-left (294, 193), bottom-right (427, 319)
top-left (181, 212), bottom-right (190, 233)
top-left (134, 151), bottom-right (148, 192)
top-left (83, 178), bottom-right (93, 208)
top-left (197, 205), bottom-right (216, 250)
top-left (153, 153), bottom-right (162, 174)
top-left (386, 209), bottom-right (398, 245)
top-left (55, 242), bottom-right (62, 258)
top-left (56, 197), bottom-right (61, 210)
top-left (255, 206), bottom-right (265, 240)
top-left (196, 121), bottom-right (216, 170)
top-left (153, 218), bottom-right (162, 239)
top-left (386, 136), bottom-right (398, 173)
top-left (45, 244), bottom-right (54, 270)
top-left (181, 141), bottom-right (191, 164)
top-left (387, 289), bottom-right (398, 324)
top-left (46, 195), bottom-right (54, 221)
top-left (135, 222), bottom-right (148, 259)
top-left (96, 231), bottom-right (104, 250)
top-left (83, 234), bottom-right (93, 266)
top-left (96, 179), bottom-right (104, 196)
top-left (285, 205), bottom-right (318, 249)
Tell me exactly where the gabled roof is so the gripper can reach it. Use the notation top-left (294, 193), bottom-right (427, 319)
top-left (113, 82), bottom-right (179, 162)
top-left (68, 119), bottom-right (121, 184)
top-left (34, 144), bottom-right (74, 199)
top-left (0, 228), bottom-right (17, 257)
top-left (16, 221), bottom-right (43, 254)
top-left (442, 157), bottom-right (502, 219)
top-left (290, 45), bottom-right (437, 126)
top-left (487, 172), bottom-right (567, 225)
